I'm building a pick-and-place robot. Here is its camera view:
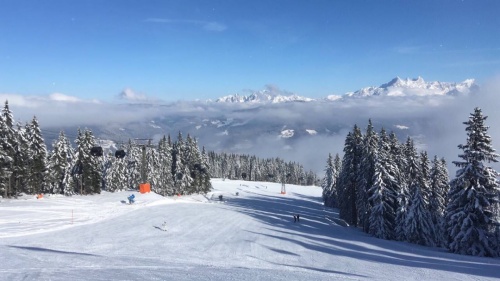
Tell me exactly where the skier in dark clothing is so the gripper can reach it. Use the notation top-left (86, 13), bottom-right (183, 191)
top-left (296, 214), bottom-right (300, 222)
top-left (293, 215), bottom-right (297, 223)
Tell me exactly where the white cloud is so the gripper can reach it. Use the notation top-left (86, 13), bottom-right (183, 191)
top-left (49, 93), bottom-right (82, 103)
top-left (119, 88), bottom-right (148, 101)
top-left (0, 92), bottom-right (162, 128)
top-left (394, 125), bottom-right (409, 130)
top-left (0, 94), bottom-right (39, 108)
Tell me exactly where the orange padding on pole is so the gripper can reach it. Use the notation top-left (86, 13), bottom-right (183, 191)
top-left (139, 183), bottom-right (151, 194)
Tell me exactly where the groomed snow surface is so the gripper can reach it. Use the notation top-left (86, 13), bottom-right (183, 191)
top-left (1, 179), bottom-right (499, 280)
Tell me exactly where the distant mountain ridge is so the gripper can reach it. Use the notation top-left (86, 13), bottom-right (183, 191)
top-left (215, 77), bottom-right (478, 103)
top-left (215, 85), bottom-right (313, 103)
top-left (345, 76), bottom-right (478, 98)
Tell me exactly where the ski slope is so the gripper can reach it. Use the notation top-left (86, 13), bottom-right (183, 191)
top-left (0, 179), bottom-right (499, 280)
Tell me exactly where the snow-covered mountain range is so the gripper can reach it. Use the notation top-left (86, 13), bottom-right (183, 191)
top-left (215, 77), bottom-right (478, 103)
top-left (37, 76), bottom-right (486, 174)
top-left (215, 85), bottom-right (314, 103)
top-left (344, 76), bottom-right (478, 98)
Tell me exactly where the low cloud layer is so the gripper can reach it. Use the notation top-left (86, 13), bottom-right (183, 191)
top-left (2, 76), bottom-right (500, 175)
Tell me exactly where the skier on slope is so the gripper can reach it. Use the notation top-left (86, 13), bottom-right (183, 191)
top-left (293, 214), bottom-right (300, 223)
top-left (127, 194), bottom-right (135, 204)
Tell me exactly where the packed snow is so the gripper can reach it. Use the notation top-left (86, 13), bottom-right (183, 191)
top-left (1, 179), bottom-right (499, 280)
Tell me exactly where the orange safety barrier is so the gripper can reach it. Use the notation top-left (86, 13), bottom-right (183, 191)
top-left (37, 194), bottom-right (43, 199)
top-left (139, 183), bottom-right (151, 194)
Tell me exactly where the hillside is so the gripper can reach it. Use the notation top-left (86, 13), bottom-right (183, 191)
top-left (1, 180), bottom-right (499, 280)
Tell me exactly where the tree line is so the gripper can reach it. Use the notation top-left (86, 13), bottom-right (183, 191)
top-left (0, 101), bottom-right (211, 197)
top-left (322, 109), bottom-right (500, 257)
top-left (206, 151), bottom-right (318, 186)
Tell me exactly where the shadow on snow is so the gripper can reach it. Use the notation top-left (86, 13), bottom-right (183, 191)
top-left (8, 245), bottom-right (100, 257)
top-left (223, 189), bottom-right (500, 279)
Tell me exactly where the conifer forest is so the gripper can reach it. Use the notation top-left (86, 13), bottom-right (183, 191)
top-left (321, 109), bottom-right (500, 257)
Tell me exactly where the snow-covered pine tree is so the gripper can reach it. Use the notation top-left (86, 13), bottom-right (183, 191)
top-left (238, 155), bottom-right (247, 180)
top-left (0, 141), bottom-right (11, 197)
top-left (12, 123), bottom-right (29, 196)
top-left (357, 119), bottom-right (378, 231)
top-left (429, 156), bottom-right (450, 247)
top-left (333, 153), bottom-right (341, 185)
top-left (368, 128), bottom-right (397, 240)
top-left (220, 153), bottom-right (229, 180)
top-left (252, 156), bottom-right (262, 182)
top-left (172, 132), bottom-right (193, 194)
top-left (0, 101), bottom-right (16, 197)
top-left (321, 153), bottom-right (337, 208)
top-left (74, 129), bottom-right (102, 194)
top-left (446, 107), bottom-right (500, 257)
top-left (394, 137), bottom-right (415, 241)
top-left (158, 135), bottom-right (174, 196)
top-left (125, 139), bottom-right (142, 191)
top-left (248, 156), bottom-right (256, 181)
top-left (305, 170), bottom-right (317, 186)
top-left (146, 140), bottom-right (162, 194)
top-left (337, 125), bottom-right (362, 226)
top-left (206, 151), bottom-right (218, 178)
top-left (388, 131), bottom-right (405, 241)
top-left (293, 162), bottom-right (302, 184)
top-left (199, 147), bottom-right (212, 193)
top-left (26, 116), bottom-right (48, 195)
top-left (228, 154), bottom-right (238, 180)
top-left (405, 151), bottom-right (435, 247)
top-left (48, 131), bottom-right (74, 195)
top-left (184, 135), bottom-right (204, 193)
top-left (87, 130), bottom-right (102, 194)
top-left (73, 129), bottom-right (85, 194)
top-left (104, 152), bottom-right (128, 192)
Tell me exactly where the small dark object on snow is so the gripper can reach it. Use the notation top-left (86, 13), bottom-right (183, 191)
top-left (219, 195), bottom-right (223, 201)
top-left (293, 215), bottom-right (297, 223)
top-left (296, 214), bottom-right (300, 222)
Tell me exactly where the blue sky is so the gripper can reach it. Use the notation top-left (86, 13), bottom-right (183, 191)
top-left (0, 0), bottom-right (499, 101)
